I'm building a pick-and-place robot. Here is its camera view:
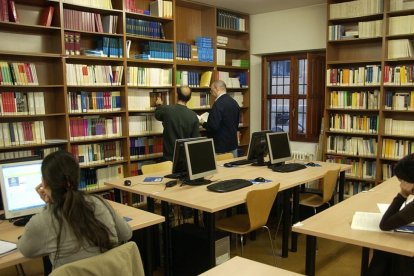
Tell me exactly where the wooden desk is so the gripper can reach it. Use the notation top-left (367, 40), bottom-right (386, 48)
top-left (292, 177), bottom-right (414, 276)
top-left (199, 256), bottom-right (303, 276)
top-left (0, 200), bottom-right (164, 274)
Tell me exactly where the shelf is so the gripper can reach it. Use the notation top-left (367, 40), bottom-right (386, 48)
top-left (69, 136), bottom-right (126, 144)
top-left (191, 107), bottom-right (211, 111)
top-left (0, 21), bottom-right (61, 33)
top-left (326, 108), bottom-right (380, 112)
top-left (325, 130), bottom-right (378, 136)
top-left (0, 143), bottom-right (53, 150)
top-left (65, 55), bottom-right (124, 62)
top-left (386, 33), bottom-right (414, 40)
top-left (387, 8), bottom-right (414, 17)
top-left (385, 58), bottom-right (414, 63)
top-left (175, 60), bottom-right (215, 67)
top-left (325, 152), bottom-right (377, 159)
top-left (125, 11), bottom-right (174, 23)
top-left (381, 133), bottom-right (414, 139)
top-left (63, 28), bottom-right (123, 37)
top-left (62, 2), bottom-right (123, 15)
top-left (0, 51), bottom-right (62, 59)
top-left (127, 59), bottom-right (174, 65)
top-left (216, 65), bottom-right (249, 70)
top-left (326, 84), bottom-right (381, 88)
top-left (129, 109), bottom-right (156, 113)
top-left (125, 34), bottom-right (173, 43)
top-left (127, 86), bottom-right (173, 89)
top-left (130, 153), bottom-right (163, 161)
top-left (328, 13), bottom-right (383, 23)
top-left (216, 45), bottom-right (249, 52)
top-left (328, 37), bottom-right (382, 44)
top-left (382, 109), bottom-right (414, 113)
top-left (83, 186), bottom-right (114, 194)
top-left (216, 27), bottom-right (249, 35)
top-left (345, 175), bottom-right (376, 183)
top-left (0, 85), bottom-right (64, 89)
top-left (327, 59), bottom-right (381, 65)
top-left (383, 84), bottom-right (414, 87)
top-left (0, 113), bottom-right (66, 119)
top-left (67, 85), bottom-right (125, 88)
top-left (380, 157), bottom-right (401, 162)
top-left (80, 160), bottom-right (127, 169)
top-left (68, 111), bottom-right (126, 116)
top-left (129, 132), bottom-right (163, 138)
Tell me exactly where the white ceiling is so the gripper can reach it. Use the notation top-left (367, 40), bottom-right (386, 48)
top-left (191, 0), bottom-right (327, 14)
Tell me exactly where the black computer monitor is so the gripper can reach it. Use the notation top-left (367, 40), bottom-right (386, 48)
top-left (247, 130), bottom-right (272, 166)
top-left (171, 137), bottom-right (207, 176)
top-left (266, 132), bottom-right (292, 166)
top-left (184, 138), bottom-right (217, 184)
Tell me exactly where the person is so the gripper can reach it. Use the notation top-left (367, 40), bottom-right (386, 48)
top-left (200, 80), bottom-right (240, 156)
top-left (17, 151), bottom-right (132, 270)
top-left (155, 86), bottom-right (200, 161)
top-left (366, 153), bottom-right (414, 276)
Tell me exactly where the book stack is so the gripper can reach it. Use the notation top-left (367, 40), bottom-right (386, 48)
top-left (63, 9), bottom-right (118, 34)
top-left (71, 141), bottom-right (124, 165)
top-left (129, 115), bottom-right (163, 135)
top-left (0, 147), bottom-right (60, 162)
top-left (326, 136), bottom-right (377, 157)
top-left (389, 15), bottom-right (414, 35)
top-left (195, 37), bottom-right (214, 62)
top-left (186, 92), bottom-right (210, 109)
top-left (130, 136), bottom-right (163, 158)
top-left (127, 67), bottom-right (172, 87)
top-left (329, 113), bottom-right (379, 133)
top-left (66, 64), bottom-right (124, 86)
top-left (149, 0), bottom-right (173, 18)
top-left (326, 155), bottom-right (360, 178)
top-left (329, 90), bottom-right (379, 109)
top-left (382, 138), bottom-right (414, 159)
top-left (176, 42), bottom-right (191, 60)
top-left (388, 39), bottom-right (414, 59)
top-left (63, 0), bottom-right (113, 9)
top-left (0, 62), bottom-right (39, 85)
top-left (217, 10), bottom-right (246, 31)
top-left (125, 18), bottom-right (165, 39)
top-left (67, 91), bottom-right (121, 113)
top-left (64, 32), bottom-right (81, 55)
top-left (384, 118), bottom-right (414, 135)
top-left (384, 64), bottom-right (414, 85)
top-left (382, 163), bottom-right (395, 180)
top-left (69, 116), bottom-right (122, 141)
top-left (384, 91), bottom-right (414, 110)
top-left (0, 121), bottom-right (45, 147)
top-left (326, 65), bottom-right (382, 86)
top-left (0, 92), bottom-right (45, 115)
top-left (176, 70), bottom-right (211, 88)
top-left (217, 36), bottom-right (228, 47)
top-left (329, 0), bottom-right (383, 20)
top-left (79, 165), bottom-right (123, 191)
top-left (137, 41), bottom-right (173, 61)
top-left (390, 0), bottom-right (414, 12)
top-left (231, 59), bottom-right (249, 68)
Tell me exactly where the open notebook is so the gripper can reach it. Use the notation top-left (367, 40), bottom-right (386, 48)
top-left (351, 209), bottom-right (414, 233)
top-left (0, 240), bottom-right (17, 256)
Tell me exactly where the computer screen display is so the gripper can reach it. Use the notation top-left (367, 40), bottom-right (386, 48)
top-left (172, 137), bottom-right (207, 175)
top-left (247, 130), bottom-right (272, 162)
top-left (0, 160), bottom-right (45, 219)
top-left (266, 132), bottom-right (292, 165)
top-left (184, 139), bottom-right (217, 180)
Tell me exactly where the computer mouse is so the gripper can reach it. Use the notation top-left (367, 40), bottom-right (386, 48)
top-left (254, 177), bottom-right (266, 182)
top-left (124, 180), bottom-right (132, 186)
top-left (165, 180), bottom-right (178, 188)
top-left (306, 162), bottom-right (320, 167)
top-left (224, 163), bottom-right (234, 168)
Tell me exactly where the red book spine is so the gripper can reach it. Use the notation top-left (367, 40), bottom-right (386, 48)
top-left (8, 0), bottom-right (19, 23)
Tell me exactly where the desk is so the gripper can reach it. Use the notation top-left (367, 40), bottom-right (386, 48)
top-left (199, 256), bottom-right (303, 275)
top-left (0, 200), bottom-right (164, 275)
top-left (105, 160), bottom-right (350, 274)
top-left (292, 177), bottom-right (414, 276)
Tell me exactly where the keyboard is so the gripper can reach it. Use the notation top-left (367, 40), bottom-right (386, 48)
top-left (271, 163), bottom-right (307, 173)
top-left (224, 159), bottom-right (255, 166)
top-left (207, 179), bottom-right (252, 193)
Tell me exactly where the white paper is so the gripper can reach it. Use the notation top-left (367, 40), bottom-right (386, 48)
top-left (0, 240), bottom-right (17, 256)
top-left (197, 112), bottom-right (209, 122)
top-left (351, 212), bottom-right (383, 232)
top-left (377, 203), bottom-right (390, 214)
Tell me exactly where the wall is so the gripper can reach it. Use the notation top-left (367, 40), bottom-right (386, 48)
top-left (249, 4), bottom-right (327, 155)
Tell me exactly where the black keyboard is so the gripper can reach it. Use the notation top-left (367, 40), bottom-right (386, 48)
top-left (271, 163), bottom-right (307, 173)
top-left (207, 179), bottom-right (252, 193)
top-left (225, 159), bottom-right (255, 166)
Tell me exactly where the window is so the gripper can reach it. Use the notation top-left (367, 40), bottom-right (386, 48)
top-left (262, 51), bottom-right (325, 142)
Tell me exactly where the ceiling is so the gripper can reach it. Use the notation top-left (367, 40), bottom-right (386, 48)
top-left (190, 0), bottom-right (326, 14)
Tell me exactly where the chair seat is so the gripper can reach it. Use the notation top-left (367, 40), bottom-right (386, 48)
top-left (299, 193), bottom-right (324, 208)
top-left (216, 214), bottom-right (251, 235)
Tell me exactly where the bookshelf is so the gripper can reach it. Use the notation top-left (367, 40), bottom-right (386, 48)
top-left (324, 0), bottom-right (414, 197)
top-left (0, 0), bottom-right (250, 201)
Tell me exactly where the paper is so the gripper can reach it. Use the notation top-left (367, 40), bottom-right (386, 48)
top-left (143, 177), bottom-right (163, 183)
top-left (197, 112), bottom-right (209, 122)
top-left (351, 212), bottom-right (383, 232)
top-left (377, 203), bottom-right (390, 214)
top-left (0, 240), bottom-right (17, 256)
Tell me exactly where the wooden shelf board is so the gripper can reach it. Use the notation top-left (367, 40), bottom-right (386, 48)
top-left (328, 13), bottom-right (383, 23)
top-left (130, 153), bottom-right (163, 161)
top-left (0, 113), bottom-right (66, 119)
top-left (387, 33), bottom-right (414, 40)
top-left (381, 133), bottom-right (414, 139)
top-left (83, 186), bottom-right (114, 193)
top-left (0, 85), bottom-right (64, 89)
top-left (217, 45), bottom-right (249, 52)
top-left (0, 143), bottom-right (53, 150)
top-left (62, 3), bottom-right (123, 15)
top-left (387, 8), bottom-right (414, 17)
top-left (129, 132), bottom-right (163, 138)
top-left (65, 56), bottom-right (124, 62)
top-left (216, 65), bottom-right (249, 70)
top-left (68, 111), bottom-right (126, 116)
top-left (128, 109), bottom-right (156, 113)
top-left (380, 157), bottom-right (401, 162)
top-left (382, 109), bottom-right (414, 113)
top-left (326, 84), bottom-right (380, 88)
top-left (327, 59), bottom-right (381, 65)
top-left (0, 51), bottom-right (61, 58)
top-left (175, 60), bottom-right (215, 67)
top-left (67, 85), bottom-right (125, 88)
top-left (64, 28), bottom-right (123, 37)
top-left (69, 136), bottom-right (127, 144)
top-left (125, 34), bottom-right (173, 42)
top-left (127, 58), bottom-right (174, 65)
top-left (328, 37), bottom-right (382, 44)
top-left (127, 86), bottom-right (173, 89)
top-left (80, 160), bottom-right (127, 169)
top-left (345, 176), bottom-right (376, 183)
top-left (325, 152), bottom-right (377, 159)
top-left (125, 11), bottom-right (174, 23)
top-left (216, 27), bottom-right (249, 35)
top-left (0, 21), bottom-right (61, 32)
top-left (383, 84), bottom-right (414, 87)
top-left (325, 130), bottom-right (378, 136)
top-left (327, 108), bottom-right (379, 112)
top-left (191, 107), bottom-right (211, 111)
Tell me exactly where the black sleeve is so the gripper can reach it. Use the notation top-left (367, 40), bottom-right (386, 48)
top-left (154, 105), bottom-right (165, 121)
top-left (204, 105), bottom-right (221, 133)
top-left (379, 193), bottom-right (414, 231)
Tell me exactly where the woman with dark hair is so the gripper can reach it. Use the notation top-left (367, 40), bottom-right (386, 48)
top-left (367, 154), bottom-right (414, 276)
top-left (17, 150), bottom-right (132, 270)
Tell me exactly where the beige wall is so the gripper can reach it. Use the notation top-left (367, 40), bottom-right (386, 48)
top-left (249, 4), bottom-right (326, 154)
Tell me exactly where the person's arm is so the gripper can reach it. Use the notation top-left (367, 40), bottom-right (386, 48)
top-left (111, 210), bottom-right (133, 242)
top-left (17, 212), bottom-right (50, 257)
top-left (204, 105), bottom-right (221, 133)
top-left (154, 98), bottom-right (165, 121)
top-left (379, 194), bottom-right (414, 231)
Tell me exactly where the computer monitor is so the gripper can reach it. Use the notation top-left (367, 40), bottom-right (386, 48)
top-left (266, 132), bottom-right (292, 166)
top-left (0, 159), bottom-right (46, 226)
top-left (247, 130), bottom-right (272, 166)
top-left (184, 138), bottom-right (217, 183)
top-left (171, 137), bottom-right (207, 176)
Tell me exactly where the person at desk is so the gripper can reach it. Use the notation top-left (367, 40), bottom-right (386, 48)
top-left (200, 80), bottom-right (240, 157)
top-left (367, 154), bottom-right (414, 276)
top-left (17, 151), bottom-right (132, 270)
top-left (155, 85), bottom-right (200, 161)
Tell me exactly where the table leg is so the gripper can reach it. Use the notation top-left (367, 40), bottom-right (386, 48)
top-left (147, 197), bottom-right (154, 212)
top-left (161, 201), bottom-right (171, 276)
top-left (305, 235), bottom-right (316, 276)
top-left (132, 228), bottom-right (154, 276)
top-left (204, 212), bottom-right (216, 268)
top-left (282, 189), bottom-right (292, 258)
top-left (193, 209), bottom-right (199, 225)
top-left (360, 247), bottom-right (370, 276)
top-left (291, 186), bottom-right (300, 252)
top-left (339, 171), bottom-right (345, 202)
top-left (114, 188), bottom-right (121, 203)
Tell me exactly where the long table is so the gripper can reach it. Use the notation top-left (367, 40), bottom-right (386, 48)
top-left (292, 177), bottom-right (414, 276)
top-left (105, 160), bottom-right (350, 274)
top-left (0, 200), bottom-right (164, 275)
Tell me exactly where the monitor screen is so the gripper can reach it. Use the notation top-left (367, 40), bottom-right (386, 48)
top-left (266, 132), bottom-right (292, 165)
top-left (184, 139), bottom-right (217, 180)
top-left (247, 130), bottom-right (272, 162)
top-left (0, 160), bottom-right (45, 219)
top-left (172, 137), bottom-right (207, 175)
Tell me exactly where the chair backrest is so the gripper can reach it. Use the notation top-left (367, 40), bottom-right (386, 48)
top-left (246, 183), bottom-right (280, 231)
top-left (215, 152), bottom-right (234, 161)
top-left (141, 161), bottom-right (172, 175)
top-left (50, 242), bottom-right (144, 276)
top-left (322, 167), bottom-right (340, 202)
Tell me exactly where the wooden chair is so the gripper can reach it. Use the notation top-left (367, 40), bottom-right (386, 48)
top-left (141, 161), bottom-right (172, 175)
top-left (299, 167), bottom-right (340, 214)
top-left (215, 183), bottom-right (280, 263)
top-left (216, 152), bottom-right (234, 161)
top-left (50, 242), bottom-right (144, 276)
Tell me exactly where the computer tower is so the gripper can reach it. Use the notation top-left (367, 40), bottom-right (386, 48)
top-left (171, 223), bottom-right (229, 276)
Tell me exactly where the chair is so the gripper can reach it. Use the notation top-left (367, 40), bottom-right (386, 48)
top-left (49, 242), bottom-right (144, 276)
top-left (216, 152), bottom-right (234, 161)
top-left (215, 183), bottom-right (280, 263)
top-left (299, 167), bottom-right (340, 214)
top-left (141, 161), bottom-right (172, 175)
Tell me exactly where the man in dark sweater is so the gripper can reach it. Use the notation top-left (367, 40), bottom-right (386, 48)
top-left (155, 86), bottom-right (200, 161)
top-left (200, 80), bottom-right (240, 156)
top-left (367, 153), bottom-right (414, 276)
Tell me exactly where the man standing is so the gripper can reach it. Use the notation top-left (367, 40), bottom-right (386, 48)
top-left (155, 86), bottom-right (200, 161)
top-left (200, 80), bottom-right (240, 156)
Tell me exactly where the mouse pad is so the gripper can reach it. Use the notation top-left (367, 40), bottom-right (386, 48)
top-left (143, 177), bottom-right (163, 183)
top-left (249, 179), bottom-right (272, 184)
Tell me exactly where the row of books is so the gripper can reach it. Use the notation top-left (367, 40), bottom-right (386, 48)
top-left (326, 156), bottom-right (360, 178)
top-left (149, 0), bottom-right (173, 19)
top-left (126, 18), bottom-right (165, 39)
top-left (0, 121), bottom-right (45, 147)
top-left (135, 41), bottom-right (173, 61)
top-left (384, 118), bottom-right (414, 135)
top-left (344, 181), bottom-right (373, 196)
top-left (382, 138), bottom-right (414, 159)
top-left (63, 0), bottom-right (113, 9)
top-left (66, 64), bottom-right (124, 86)
top-left (217, 10), bottom-right (246, 31)
top-left (326, 65), bottom-right (382, 86)
top-left (176, 71), bottom-right (212, 88)
top-left (130, 136), bottom-right (163, 158)
top-left (329, 114), bottom-right (379, 134)
top-left (389, 15), bottom-right (414, 36)
top-left (0, 92), bottom-right (45, 115)
top-left (329, 0), bottom-right (383, 20)
top-left (127, 67), bottom-right (172, 87)
top-left (388, 39), bottom-right (414, 59)
top-left (384, 65), bottom-right (414, 85)
top-left (0, 147), bottom-right (59, 162)
top-left (69, 116), bottom-right (122, 141)
top-left (67, 91), bottom-right (121, 114)
top-left (176, 42), bottom-right (214, 62)
top-left (63, 9), bottom-right (118, 34)
top-left (129, 115), bottom-right (163, 135)
top-left (216, 71), bottom-right (248, 88)
top-left (329, 90), bottom-right (379, 109)
top-left (186, 92), bottom-right (210, 109)
top-left (326, 135), bottom-right (377, 157)
top-left (227, 92), bottom-right (244, 107)
top-left (0, 0), bottom-right (18, 23)
top-left (232, 59), bottom-right (249, 68)
top-left (128, 89), bottom-right (169, 111)
top-left (328, 20), bottom-right (382, 41)
top-left (382, 163), bottom-right (395, 181)
top-left (0, 62), bottom-right (38, 86)
top-left (384, 91), bottom-right (414, 110)
top-left (71, 141), bottom-right (123, 165)
top-left (216, 49), bottom-right (226, 66)
top-left (390, 0), bottom-right (414, 11)
top-left (64, 33), bottom-right (123, 58)
top-left (79, 165), bottom-right (123, 191)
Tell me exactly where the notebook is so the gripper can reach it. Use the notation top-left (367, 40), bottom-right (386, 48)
top-left (0, 240), bottom-right (17, 256)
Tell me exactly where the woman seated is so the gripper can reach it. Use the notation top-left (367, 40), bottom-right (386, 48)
top-left (17, 150), bottom-right (132, 270)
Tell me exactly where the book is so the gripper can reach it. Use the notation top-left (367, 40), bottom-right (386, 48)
top-left (7, 0), bottom-right (18, 23)
top-left (200, 71), bottom-right (212, 87)
top-left (0, 240), bottom-right (17, 256)
top-left (197, 112), bottom-right (209, 122)
top-left (351, 211), bottom-right (382, 232)
top-left (39, 6), bottom-right (54, 27)
top-left (143, 176), bottom-right (163, 183)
